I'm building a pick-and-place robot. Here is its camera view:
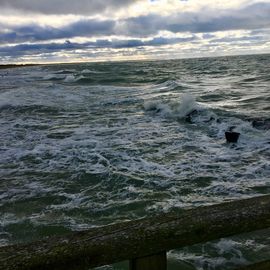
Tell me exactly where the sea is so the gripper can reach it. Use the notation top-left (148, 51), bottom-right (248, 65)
top-left (0, 54), bottom-right (270, 270)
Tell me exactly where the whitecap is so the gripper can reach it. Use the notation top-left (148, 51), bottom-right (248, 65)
top-left (81, 69), bottom-right (104, 74)
top-left (81, 69), bottom-right (92, 74)
top-left (43, 74), bottom-right (64, 80)
top-left (64, 74), bottom-right (76, 82)
top-left (144, 94), bottom-right (198, 119)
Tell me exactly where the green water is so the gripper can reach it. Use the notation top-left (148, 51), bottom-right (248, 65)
top-left (1, 54), bottom-right (270, 269)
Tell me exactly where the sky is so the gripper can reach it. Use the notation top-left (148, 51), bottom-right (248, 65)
top-left (0, 0), bottom-right (270, 63)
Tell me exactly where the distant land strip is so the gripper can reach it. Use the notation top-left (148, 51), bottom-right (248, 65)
top-left (0, 64), bottom-right (38, 69)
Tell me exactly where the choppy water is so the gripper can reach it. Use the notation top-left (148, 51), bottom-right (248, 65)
top-left (0, 54), bottom-right (270, 269)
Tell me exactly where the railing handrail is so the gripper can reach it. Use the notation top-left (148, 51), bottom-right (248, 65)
top-left (1, 195), bottom-right (270, 270)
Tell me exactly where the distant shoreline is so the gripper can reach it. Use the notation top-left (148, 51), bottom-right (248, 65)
top-left (0, 64), bottom-right (38, 70)
top-left (1, 52), bottom-right (270, 70)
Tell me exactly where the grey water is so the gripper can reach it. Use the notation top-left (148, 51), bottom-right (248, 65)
top-left (0, 54), bottom-right (270, 269)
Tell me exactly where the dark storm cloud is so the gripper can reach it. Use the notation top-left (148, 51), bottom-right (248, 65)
top-left (0, 0), bottom-right (138, 15)
top-left (112, 36), bottom-right (196, 48)
top-left (0, 36), bottom-right (197, 57)
top-left (0, 19), bottom-right (115, 44)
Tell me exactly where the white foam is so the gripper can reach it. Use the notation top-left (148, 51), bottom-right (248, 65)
top-left (64, 74), bottom-right (77, 82)
top-left (63, 74), bottom-right (85, 82)
top-left (0, 213), bottom-right (19, 227)
top-left (144, 94), bottom-right (198, 119)
top-left (43, 74), bottom-right (65, 80)
top-left (172, 94), bottom-right (197, 118)
top-left (81, 69), bottom-right (91, 74)
top-left (168, 238), bottom-right (249, 270)
top-left (81, 69), bottom-right (104, 74)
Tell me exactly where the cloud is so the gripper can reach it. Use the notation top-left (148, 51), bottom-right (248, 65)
top-left (210, 35), bottom-right (265, 44)
top-left (122, 2), bottom-right (270, 35)
top-left (1, 2), bottom-right (270, 45)
top-left (0, 36), bottom-right (197, 57)
top-left (0, 0), bottom-right (139, 15)
top-left (0, 19), bottom-right (115, 44)
top-left (1, 1), bottom-right (270, 63)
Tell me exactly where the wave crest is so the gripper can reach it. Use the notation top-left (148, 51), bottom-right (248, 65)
top-left (144, 94), bottom-right (198, 119)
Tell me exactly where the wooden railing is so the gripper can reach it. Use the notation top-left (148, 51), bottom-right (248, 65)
top-left (0, 195), bottom-right (270, 270)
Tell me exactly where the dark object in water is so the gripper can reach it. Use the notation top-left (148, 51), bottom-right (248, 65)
top-left (225, 131), bottom-right (240, 143)
top-left (251, 119), bottom-right (270, 130)
top-left (185, 109), bottom-right (198, 123)
top-left (229, 126), bottom-right (236, 132)
top-left (204, 116), bottom-right (216, 123)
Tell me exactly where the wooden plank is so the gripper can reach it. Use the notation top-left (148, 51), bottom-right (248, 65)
top-left (0, 195), bottom-right (270, 270)
top-left (129, 251), bottom-right (167, 270)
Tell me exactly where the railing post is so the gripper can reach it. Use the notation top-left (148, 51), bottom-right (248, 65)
top-left (129, 251), bottom-right (167, 270)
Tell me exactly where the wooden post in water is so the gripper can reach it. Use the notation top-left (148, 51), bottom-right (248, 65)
top-left (129, 251), bottom-right (167, 270)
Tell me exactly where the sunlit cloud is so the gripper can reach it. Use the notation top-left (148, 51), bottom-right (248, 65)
top-left (0, 0), bottom-right (270, 63)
